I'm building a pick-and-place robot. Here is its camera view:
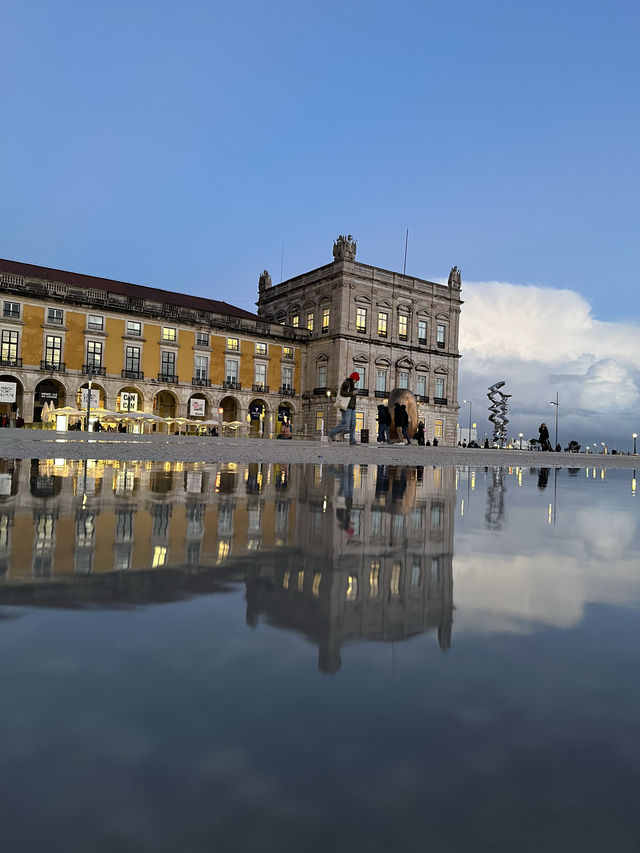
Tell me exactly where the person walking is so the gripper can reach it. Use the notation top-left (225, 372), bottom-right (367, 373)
top-left (377, 404), bottom-right (391, 443)
top-left (329, 372), bottom-right (359, 445)
top-left (394, 403), bottom-right (411, 444)
top-left (539, 422), bottom-right (551, 451)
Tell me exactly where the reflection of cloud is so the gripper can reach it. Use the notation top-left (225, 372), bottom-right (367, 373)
top-left (458, 281), bottom-right (640, 444)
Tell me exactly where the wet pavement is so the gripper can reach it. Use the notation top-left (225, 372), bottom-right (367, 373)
top-left (0, 458), bottom-right (639, 852)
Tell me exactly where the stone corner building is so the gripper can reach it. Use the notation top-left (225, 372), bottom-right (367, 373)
top-left (0, 236), bottom-right (461, 443)
top-left (257, 235), bottom-right (462, 444)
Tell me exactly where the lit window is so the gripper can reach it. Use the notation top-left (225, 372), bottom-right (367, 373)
top-left (356, 307), bottom-right (367, 333)
top-left (255, 342), bottom-right (267, 355)
top-left (47, 308), bottom-right (63, 325)
top-left (355, 412), bottom-right (364, 433)
top-left (315, 410), bottom-right (324, 434)
top-left (398, 315), bottom-right (408, 340)
top-left (369, 563), bottom-right (380, 598)
top-left (1, 330), bottom-right (19, 363)
top-left (306, 312), bottom-right (314, 332)
top-left (162, 327), bottom-right (176, 342)
top-left (86, 340), bottom-right (103, 368)
top-left (226, 337), bottom-right (239, 351)
top-left (390, 563), bottom-right (401, 596)
top-left (322, 307), bottom-right (330, 332)
top-left (283, 345), bottom-right (293, 359)
top-left (434, 419), bottom-right (443, 438)
top-left (292, 314), bottom-right (299, 328)
top-left (418, 320), bottom-right (427, 344)
top-left (437, 324), bottom-right (446, 347)
top-left (126, 320), bottom-right (142, 336)
top-left (152, 546), bottom-right (167, 568)
top-left (377, 312), bottom-right (388, 337)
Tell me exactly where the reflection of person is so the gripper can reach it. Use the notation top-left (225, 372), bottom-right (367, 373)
top-left (537, 467), bottom-right (550, 489)
top-left (539, 423), bottom-right (551, 451)
top-left (331, 464), bottom-right (354, 534)
top-left (278, 421), bottom-right (292, 439)
top-left (329, 373), bottom-right (359, 445)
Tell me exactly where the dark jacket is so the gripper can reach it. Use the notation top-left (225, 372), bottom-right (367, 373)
top-left (340, 377), bottom-right (357, 410)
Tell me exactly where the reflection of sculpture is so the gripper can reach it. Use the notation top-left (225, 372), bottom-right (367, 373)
top-left (487, 381), bottom-right (511, 445)
top-left (447, 266), bottom-right (462, 289)
top-left (332, 234), bottom-right (357, 261)
top-left (258, 269), bottom-right (272, 291)
top-left (388, 388), bottom-right (418, 441)
top-left (485, 468), bottom-right (505, 530)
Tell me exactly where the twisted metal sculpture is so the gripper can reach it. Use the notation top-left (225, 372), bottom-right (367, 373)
top-left (487, 381), bottom-right (511, 445)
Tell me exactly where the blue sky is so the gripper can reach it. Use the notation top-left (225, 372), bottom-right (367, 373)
top-left (2, 1), bottom-right (638, 446)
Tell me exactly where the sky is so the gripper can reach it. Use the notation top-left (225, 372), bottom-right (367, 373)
top-left (1, 0), bottom-right (638, 448)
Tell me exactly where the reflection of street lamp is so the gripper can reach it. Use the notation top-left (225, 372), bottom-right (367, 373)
top-left (633, 433), bottom-right (637, 455)
top-left (463, 399), bottom-right (472, 445)
top-left (601, 442), bottom-right (607, 455)
top-left (218, 406), bottom-right (223, 435)
top-left (549, 392), bottom-right (559, 448)
top-left (85, 365), bottom-right (97, 431)
top-left (324, 390), bottom-right (331, 438)
top-left (592, 443), bottom-right (597, 454)
top-left (519, 432), bottom-right (523, 450)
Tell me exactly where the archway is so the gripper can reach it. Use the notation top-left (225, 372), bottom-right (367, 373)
top-left (117, 386), bottom-right (144, 413)
top-left (34, 378), bottom-right (66, 423)
top-left (276, 402), bottom-right (295, 436)
top-left (219, 396), bottom-right (239, 424)
top-left (76, 381), bottom-right (107, 412)
top-left (153, 390), bottom-right (177, 419)
top-left (248, 399), bottom-right (268, 437)
top-left (0, 375), bottom-right (23, 425)
top-left (187, 392), bottom-right (209, 421)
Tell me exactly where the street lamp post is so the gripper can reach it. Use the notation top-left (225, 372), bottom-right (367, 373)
top-left (549, 392), bottom-right (559, 449)
top-left (633, 433), bottom-right (637, 455)
top-left (463, 399), bottom-right (472, 445)
top-left (519, 432), bottom-right (523, 450)
top-left (85, 365), bottom-right (96, 431)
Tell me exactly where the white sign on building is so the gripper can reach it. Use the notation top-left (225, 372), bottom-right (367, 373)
top-left (0, 382), bottom-right (17, 403)
top-left (120, 391), bottom-right (139, 411)
top-left (80, 389), bottom-right (100, 409)
top-left (189, 398), bottom-right (205, 417)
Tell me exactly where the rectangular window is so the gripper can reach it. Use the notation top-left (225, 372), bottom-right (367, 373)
top-left (435, 377), bottom-right (445, 399)
top-left (88, 314), bottom-right (104, 331)
top-left (47, 308), bottom-right (63, 325)
top-left (377, 312), bottom-right (388, 337)
top-left (306, 312), bottom-right (314, 332)
top-left (161, 351), bottom-right (176, 376)
top-left (2, 301), bottom-right (20, 319)
top-left (282, 366), bottom-right (293, 391)
top-left (196, 331), bottom-right (209, 346)
top-left (255, 342), bottom-right (267, 356)
top-left (356, 307), bottom-right (367, 334)
top-left (226, 337), bottom-right (239, 351)
top-left (254, 363), bottom-right (267, 388)
top-left (417, 375), bottom-right (426, 398)
top-left (437, 324), bottom-right (446, 348)
top-left (292, 314), bottom-right (299, 328)
top-left (315, 410), bottom-right (324, 434)
top-left (86, 340), bottom-right (103, 367)
top-left (225, 359), bottom-right (239, 385)
top-left (398, 315), bottom-right (408, 341)
top-left (317, 364), bottom-right (327, 388)
top-left (322, 307), bottom-right (330, 332)
top-left (1, 330), bottom-right (18, 363)
top-left (398, 371), bottom-right (409, 389)
top-left (125, 346), bottom-right (140, 373)
top-left (354, 368), bottom-right (365, 390)
top-left (126, 320), bottom-right (142, 336)
top-left (162, 326), bottom-right (176, 342)
top-left (431, 502), bottom-right (443, 530)
top-left (355, 412), bottom-right (364, 433)
top-left (195, 355), bottom-right (208, 380)
top-left (434, 419), bottom-right (443, 439)
top-left (45, 335), bottom-right (62, 367)
top-left (418, 320), bottom-right (427, 344)
top-left (283, 345), bottom-right (293, 359)
top-left (375, 369), bottom-right (387, 394)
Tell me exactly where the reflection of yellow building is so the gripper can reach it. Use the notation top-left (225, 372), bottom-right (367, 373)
top-left (0, 460), bottom-right (454, 670)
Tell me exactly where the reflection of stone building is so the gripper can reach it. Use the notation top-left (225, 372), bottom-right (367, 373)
top-left (0, 459), bottom-right (455, 670)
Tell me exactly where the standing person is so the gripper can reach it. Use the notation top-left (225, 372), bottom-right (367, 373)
top-left (329, 372), bottom-right (359, 445)
top-left (376, 404), bottom-right (390, 443)
top-left (416, 421), bottom-right (425, 445)
top-left (539, 422), bottom-right (551, 451)
top-left (396, 403), bottom-right (411, 444)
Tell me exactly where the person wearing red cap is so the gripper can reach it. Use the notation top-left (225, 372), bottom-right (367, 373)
top-left (329, 371), bottom-right (359, 445)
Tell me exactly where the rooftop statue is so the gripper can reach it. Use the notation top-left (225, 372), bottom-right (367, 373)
top-left (333, 234), bottom-right (357, 261)
top-left (448, 265), bottom-right (462, 289)
top-left (258, 269), bottom-right (272, 291)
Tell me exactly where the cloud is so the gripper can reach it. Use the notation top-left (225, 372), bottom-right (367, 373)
top-left (458, 281), bottom-right (640, 447)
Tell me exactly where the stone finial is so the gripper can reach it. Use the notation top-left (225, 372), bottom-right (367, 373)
top-left (447, 266), bottom-right (461, 290)
top-left (333, 234), bottom-right (357, 261)
top-left (258, 269), bottom-right (272, 291)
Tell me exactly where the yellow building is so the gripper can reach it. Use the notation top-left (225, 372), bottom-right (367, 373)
top-left (0, 258), bottom-right (306, 434)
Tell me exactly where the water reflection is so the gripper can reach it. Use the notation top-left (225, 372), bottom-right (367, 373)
top-left (0, 459), bottom-right (455, 670)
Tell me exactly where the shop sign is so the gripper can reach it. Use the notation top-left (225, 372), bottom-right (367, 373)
top-left (189, 398), bottom-right (205, 417)
top-left (121, 391), bottom-right (138, 411)
top-left (80, 389), bottom-right (100, 408)
top-left (39, 390), bottom-right (58, 402)
top-left (0, 382), bottom-right (16, 403)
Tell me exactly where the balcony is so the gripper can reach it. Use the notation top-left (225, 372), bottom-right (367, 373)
top-left (192, 377), bottom-right (211, 387)
top-left (434, 397), bottom-right (448, 405)
top-left (279, 386), bottom-right (296, 397)
top-left (82, 364), bottom-right (106, 376)
top-left (157, 373), bottom-right (179, 383)
top-left (223, 380), bottom-right (241, 391)
top-left (40, 360), bottom-right (65, 372)
top-left (0, 356), bottom-right (22, 368)
top-left (252, 384), bottom-right (269, 393)
top-left (418, 338), bottom-right (427, 346)
top-left (437, 341), bottom-right (445, 349)
top-left (313, 387), bottom-right (330, 396)
top-left (374, 390), bottom-right (387, 398)
top-left (356, 388), bottom-right (369, 396)
top-left (416, 394), bottom-right (429, 403)
top-left (121, 369), bottom-right (144, 380)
